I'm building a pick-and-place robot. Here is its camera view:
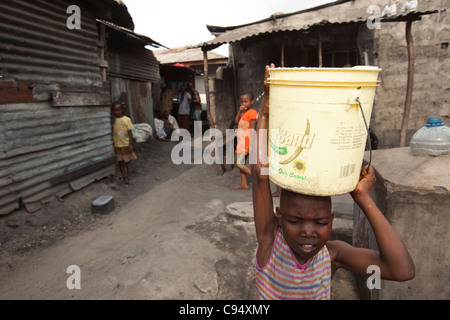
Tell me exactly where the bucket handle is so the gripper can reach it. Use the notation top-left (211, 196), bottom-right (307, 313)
top-left (356, 97), bottom-right (372, 169)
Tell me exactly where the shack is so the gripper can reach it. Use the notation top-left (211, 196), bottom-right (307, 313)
top-left (196, 0), bottom-right (449, 149)
top-left (99, 18), bottom-right (163, 127)
top-left (153, 46), bottom-right (227, 127)
top-left (0, 0), bottom-right (163, 215)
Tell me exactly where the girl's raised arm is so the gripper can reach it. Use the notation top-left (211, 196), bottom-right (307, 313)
top-left (330, 166), bottom-right (415, 281)
top-left (252, 64), bottom-right (278, 267)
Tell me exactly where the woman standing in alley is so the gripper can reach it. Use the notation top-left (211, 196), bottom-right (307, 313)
top-left (177, 85), bottom-right (191, 131)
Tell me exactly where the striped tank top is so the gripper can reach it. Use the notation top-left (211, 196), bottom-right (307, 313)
top-left (254, 228), bottom-right (331, 300)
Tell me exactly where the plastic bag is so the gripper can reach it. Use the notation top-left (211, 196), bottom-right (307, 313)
top-left (132, 123), bottom-right (153, 143)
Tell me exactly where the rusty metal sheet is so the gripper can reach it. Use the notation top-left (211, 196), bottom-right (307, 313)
top-left (0, 101), bottom-right (115, 214)
top-left (195, 0), bottom-right (440, 49)
top-left (109, 77), bottom-right (154, 125)
top-left (0, 0), bottom-right (102, 86)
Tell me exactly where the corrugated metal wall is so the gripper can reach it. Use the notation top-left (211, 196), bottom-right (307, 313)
top-left (0, 0), bottom-right (102, 86)
top-left (107, 42), bottom-right (160, 83)
top-left (0, 102), bottom-right (114, 214)
top-left (110, 77), bottom-right (153, 126)
top-left (0, 0), bottom-right (115, 215)
top-left (106, 30), bottom-right (160, 128)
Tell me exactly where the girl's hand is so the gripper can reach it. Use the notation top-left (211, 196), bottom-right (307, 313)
top-left (350, 165), bottom-right (376, 201)
top-left (263, 63), bottom-right (275, 95)
top-left (239, 105), bottom-right (247, 112)
top-left (260, 63), bottom-right (275, 115)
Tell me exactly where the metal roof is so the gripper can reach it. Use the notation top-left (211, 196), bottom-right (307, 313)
top-left (153, 46), bottom-right (227, 65)
top-left (96, 18), bottom-right (167, 48)
top-left (195, 0), bottom-right (441, 50)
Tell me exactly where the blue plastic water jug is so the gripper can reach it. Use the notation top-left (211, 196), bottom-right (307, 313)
top-left (410, 116), bottom-right (450, 156)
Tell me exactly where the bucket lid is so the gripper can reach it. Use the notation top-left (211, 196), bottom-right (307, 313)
top-left (268, 66), bottom-right (382, 83)
top-left (268, 66), bottom-right (382, 72)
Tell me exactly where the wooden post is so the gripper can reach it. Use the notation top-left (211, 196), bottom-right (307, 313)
top-left (203, 49), bottom-right (223, 176)
top-left (203, 49), bottom-right (213, 128)
top-left (400, 20), bottom-right (415, 147)
top-left (318, 30), bottom-right (323, 67)
top-left (281, 40), bottom-right (285, 67)
top-left (231, 44), bottom-right (239, 113)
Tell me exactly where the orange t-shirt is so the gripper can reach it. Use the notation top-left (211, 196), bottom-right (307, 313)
top-left (236, 108), bottom-right (258, 155)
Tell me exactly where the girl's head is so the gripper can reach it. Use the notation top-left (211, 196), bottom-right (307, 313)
top-left (240, 92), bottom-right (254, 110)
top-left (112, 101), bottom-right (125, 118)
top-left (276, 189), bottom-right (333, 264)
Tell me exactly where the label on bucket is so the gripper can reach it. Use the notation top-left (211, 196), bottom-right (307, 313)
top-left (269, 114), bottom-right (366, 196)
top-left (268, 102), bottom-right (372, 196)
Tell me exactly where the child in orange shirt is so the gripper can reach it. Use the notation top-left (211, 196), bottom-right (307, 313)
top-left (112, 101), bottom-right (137, 185)
top-left (234, 92), bottom-right (258, 189)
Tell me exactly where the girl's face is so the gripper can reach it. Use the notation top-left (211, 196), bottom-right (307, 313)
top-left (276, 193), bottom-right (333, 264)
top-left (113, 104), bottom-right (124, 117)
top-left (240, 94), bottom-right (254, 110)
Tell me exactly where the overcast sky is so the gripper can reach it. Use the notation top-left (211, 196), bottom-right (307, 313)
top-left (122, 0), bottom-right (336, 56)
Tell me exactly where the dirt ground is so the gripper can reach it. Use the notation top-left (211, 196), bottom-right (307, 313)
top-left (0, 137), bottom-right (359, 300)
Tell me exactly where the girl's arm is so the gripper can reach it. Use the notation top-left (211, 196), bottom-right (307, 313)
top-left (330, 166), bottom-right (415, 281)
top-left (234, 107), bottom-right (243, 125)
top-left (252, 64), bottom-right (278, 268)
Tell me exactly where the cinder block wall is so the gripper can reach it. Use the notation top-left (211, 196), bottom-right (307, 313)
top-left (353, 148), bottom-right (450, 300)
top-left (373, 6), bottom-right (450, 148)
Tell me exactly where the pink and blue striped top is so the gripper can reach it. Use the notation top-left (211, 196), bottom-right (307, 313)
top-left (254, 228), bottom-right (331, 300)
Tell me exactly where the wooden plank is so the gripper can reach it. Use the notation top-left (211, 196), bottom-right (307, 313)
top-left (318, 31), bottom-right (322, 67)
top-left (0, 201), bottom-right (20, 216)
top-left (0, 81), bottom-right (34, 104)
top-left (57, 83), bottom-right (110, 94)
top-left (70, 165), bottom-right (114, 191)
top-left (203, 49), bottom-right (224, 176)
top-left (49, 156), bottom-right (116, 185)
top-left (51, 83), bottom-right (111, 107)
top-left (52, 91), bottom-right (111, 107)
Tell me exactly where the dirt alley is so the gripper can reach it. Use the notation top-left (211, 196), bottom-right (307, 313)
top-left (0, 137), bottom-right (358, 300)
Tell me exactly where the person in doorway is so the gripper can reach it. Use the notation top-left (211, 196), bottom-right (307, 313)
top-left (251, 64), bottom-right (415, 300)
top-left (160, 82), bottom-right (175, 114)
top-left (112, 101), bottom-right (137, 185)
top-left (234, 92), bottom-right (258, 189)
top-left (177, 85), bottom-right (191, 131)
top-left (187, 82), bottom-right (202, 122)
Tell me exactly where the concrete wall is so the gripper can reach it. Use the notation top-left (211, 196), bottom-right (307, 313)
top-left (353, 147), bottom-right (450, 300)
top-left (209, 66), bottom-right (236, 138)
top-left (373, 6), bottom-right (450, 148)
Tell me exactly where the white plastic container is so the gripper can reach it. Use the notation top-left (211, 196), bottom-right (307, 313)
top-left (410, 116), bottom-right (450, 156)
top-left (267, 66), bottom-right (381, 196)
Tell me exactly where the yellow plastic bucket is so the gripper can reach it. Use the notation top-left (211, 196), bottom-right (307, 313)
top-left (267, 66), bottom-right (381, 196)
